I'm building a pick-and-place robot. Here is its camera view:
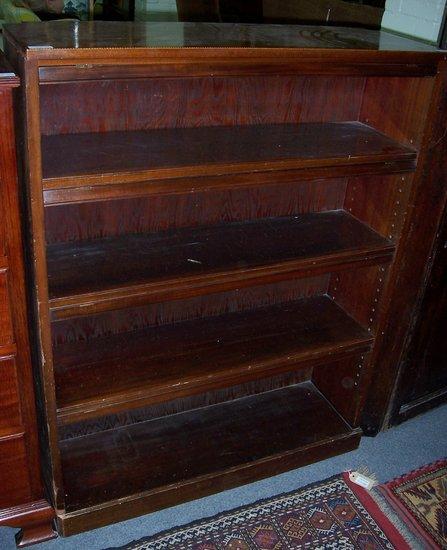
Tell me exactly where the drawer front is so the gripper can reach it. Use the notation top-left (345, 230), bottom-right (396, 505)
top-left (0, 200), bottom-right (5, 257)
top-left (0, 356), bottom-right (22, 430)
top-left (0, 269), bottom-right (14, 346)
top-left (0, 433), bottom-right (32, 507)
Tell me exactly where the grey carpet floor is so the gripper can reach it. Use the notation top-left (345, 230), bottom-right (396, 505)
top-left (1, 403), bottom-right (446, 550)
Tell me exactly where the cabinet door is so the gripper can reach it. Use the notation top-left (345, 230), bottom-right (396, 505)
top-left (390, 208), bottom-right (447, 424)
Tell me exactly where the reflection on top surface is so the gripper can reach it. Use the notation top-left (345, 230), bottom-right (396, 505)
top-left (3, 21), bottom-right (441, 52)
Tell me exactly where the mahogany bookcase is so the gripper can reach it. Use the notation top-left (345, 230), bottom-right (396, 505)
top-left (3, 21), bottom-right (447, 536)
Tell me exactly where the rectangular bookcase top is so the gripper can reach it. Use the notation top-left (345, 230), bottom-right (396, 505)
top-left (3, 21), bottom-right (443, 54)
top-left (0, 52), bottom-right (19, 87)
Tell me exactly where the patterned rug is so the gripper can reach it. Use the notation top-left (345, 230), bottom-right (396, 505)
top-left (111, 473), bottom-right (408, 549)
top-left (378, 458), bottom-right (447, 549)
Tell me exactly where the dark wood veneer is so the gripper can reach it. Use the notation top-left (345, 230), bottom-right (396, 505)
top-left (0, 501), bottom-right (55, 548)
top-left (4, 21), bottom-right (441, 52)
top-left (59, 429), bottom-right (360, 536)
top-left (42, 160), bottom-right (416, 206)
top-left (59, 382), bottom-right (357, 511)
top-left (38, 62), bottom-right (437, 83)
top-left (389, 193), bottom-right (447, 424)
top-left (47, 211), bottom-right (394, 319)
top-left (361, 64), bottom-right (447, 434)
top-left (0, 53), bottom-right (55, 547)
top-left (41, 122), bottom-right (416, 188)
top-left (4, 21), bottom-right (445, 537)
top-left (54, 295), bottom-right (373, 424)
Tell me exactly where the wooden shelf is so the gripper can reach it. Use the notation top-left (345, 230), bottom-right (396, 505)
top-left (43, 160), bottom-right (417, 207)
top-left (54, 295), bottom-right (373, 424)
top-left (59, 381), bottom-right (361, 514)
top-left (47, 210), bottom-right (394, 319)
top-left (41, 122), bottom-right (417, 196)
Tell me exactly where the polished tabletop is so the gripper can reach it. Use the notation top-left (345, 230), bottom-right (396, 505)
top-left (3, 21), bottom-right (442, 53)
top-left (0, 52), bottom-right (19, 86)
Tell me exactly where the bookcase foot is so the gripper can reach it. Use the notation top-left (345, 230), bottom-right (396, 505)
top-left (0, 500), bottom-right (56, 548)
top-left (15, 520), bottom-right (57, 548)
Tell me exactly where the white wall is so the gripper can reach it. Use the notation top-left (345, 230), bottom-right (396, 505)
top-left (382, 0), bottom-right (446, 43)
top-left (136, 0), bottom-right (447, 43)
top-left (135, 0), bottom-right (178, 21)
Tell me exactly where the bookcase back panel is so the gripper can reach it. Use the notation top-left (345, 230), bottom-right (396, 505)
top-left (313, 354), bottom-right (370, 427)
top-left (344, 173), bottom-right (413, 241)
top-left (51, 275), bottom-right (330, 346)
top-left (58, 368), bottom-right (313, 441)
top-left (44, 179), bottom-right (347, 244)
top-left (39, 75), bottom-right (365, 136)
top-left (329, 264), bottom-right (388, 333)
top-left (360, 75), bottom-right (434, 147)
top-left (39, 75), bottom-right (432, 151)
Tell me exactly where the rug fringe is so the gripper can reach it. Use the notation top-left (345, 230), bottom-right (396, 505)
top-left (369, 489), bottom-right (425, 549)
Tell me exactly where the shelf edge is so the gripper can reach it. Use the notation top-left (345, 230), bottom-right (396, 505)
top-left (42, 153), bottom-right (417, 193)
top-left (56, 426), bottom-right (362, 536)
top-left (56, 340), bottom-right (373, 425)
top-left (43, 158), bottom-right (417, 206)
top-left (48, 245), bottom-right (395, 320)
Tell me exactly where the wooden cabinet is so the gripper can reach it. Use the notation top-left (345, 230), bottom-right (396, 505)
top-left (0, 54), bottom-right (55, 547)
top-left (388, 205), bottom-right (447, 425)
top-left (3, 21), bottom-right (446, 536)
